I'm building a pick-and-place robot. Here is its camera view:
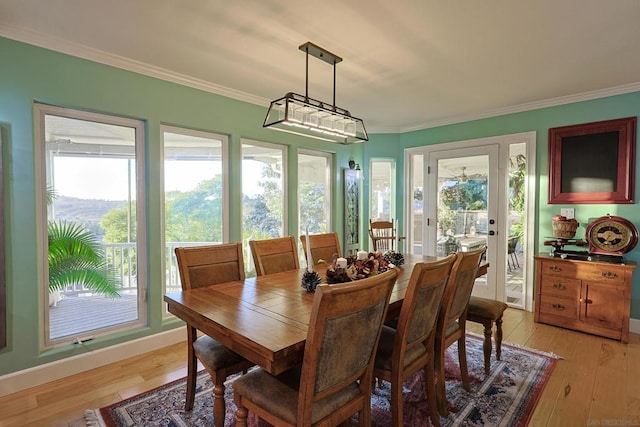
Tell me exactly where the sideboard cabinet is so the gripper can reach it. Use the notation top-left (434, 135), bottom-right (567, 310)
top-left (534, 254), bottom-right (636, 342)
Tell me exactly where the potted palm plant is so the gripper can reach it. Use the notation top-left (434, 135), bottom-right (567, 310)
top-left (47, 189), bottom-right (120, 306)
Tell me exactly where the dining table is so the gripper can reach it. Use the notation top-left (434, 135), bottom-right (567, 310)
top-left (164, 253), bottom-right (489, 376)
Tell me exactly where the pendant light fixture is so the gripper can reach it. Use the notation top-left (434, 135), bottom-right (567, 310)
top-left (263, 42), bottom-right (368, 144)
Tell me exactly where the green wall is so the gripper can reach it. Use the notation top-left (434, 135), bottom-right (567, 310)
top-left (1, 35), bottom-right (640, 377)
top-left (0, 37), bottom-right (360, 375)
top-left (366, 91), bottom-right (640, 320)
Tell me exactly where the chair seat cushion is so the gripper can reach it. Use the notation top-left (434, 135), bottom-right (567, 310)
top-left (467, 296), bottom-right (508, 320)
top-left (374, 325), bottom-right (427, 371)
top-left (193, 335), bottom-right (246, 370)
top-left (233, 365), bottom-right (361, 425)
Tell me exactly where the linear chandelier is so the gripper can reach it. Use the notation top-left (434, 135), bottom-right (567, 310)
top-left (263, 42), bottom-right (368, 144)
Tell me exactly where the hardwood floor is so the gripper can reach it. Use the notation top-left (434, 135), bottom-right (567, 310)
top-left (1, 309), bottom-right (639, 426)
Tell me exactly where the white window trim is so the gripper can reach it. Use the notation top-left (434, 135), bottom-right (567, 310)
top-left (34, 103), bottom-right (147, 349)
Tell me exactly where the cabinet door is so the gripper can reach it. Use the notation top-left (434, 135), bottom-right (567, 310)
top-left (579, 281), bottom-right (624, 330)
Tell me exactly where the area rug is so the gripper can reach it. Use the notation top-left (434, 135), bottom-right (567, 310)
top-left (85, 333), bottom-right (559, 426)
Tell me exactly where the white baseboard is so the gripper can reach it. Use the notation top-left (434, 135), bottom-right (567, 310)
top-left (0, 328), bottom-right (184, 398)
top-left (629, 318), bottom-right (640, 335)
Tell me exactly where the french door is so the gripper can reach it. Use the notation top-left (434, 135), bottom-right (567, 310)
top-left (428, 146), bottom-right (499, 299)
top-left (406, 132), bottom-right (535, 310)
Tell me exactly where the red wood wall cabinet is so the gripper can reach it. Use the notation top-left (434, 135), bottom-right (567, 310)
top-left (548, 116), bottom-right (636, 204)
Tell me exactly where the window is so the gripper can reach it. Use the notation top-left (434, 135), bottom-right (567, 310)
top-left (35, 104), bottom-right (146, 348)
top-left (241, 140), bottom-right (286, 275)
top-left (162, 126), bottom-right (228, 307)
top-left (298, 150), bottom-right (332, 234)
top-left (369, 159), bottom-right (395, 221)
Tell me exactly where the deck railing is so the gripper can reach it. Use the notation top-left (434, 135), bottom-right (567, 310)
top-left (59, 241), bottom-right (219, 297)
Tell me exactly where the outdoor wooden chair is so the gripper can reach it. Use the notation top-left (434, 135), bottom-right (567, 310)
top-left (369, 219), bottom-right (404, 252)
top-left (299, 232), bottom-right (342, 267)
top-left (249, 236), bottom-right (300, 276)
top-left (174, 243), bottom-right (254, 426)
top-left (434, 246), bottom-right (486, 416)
top-left (233, 269), bottom-right (398, 426)
top-left (374, 254), bottom-right (456, 427)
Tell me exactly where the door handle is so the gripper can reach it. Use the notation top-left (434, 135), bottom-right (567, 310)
top-left (488, 231), bottom-right (495, 236)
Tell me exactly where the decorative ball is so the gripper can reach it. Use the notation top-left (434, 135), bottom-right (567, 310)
top-left (301, 270), bottom-right (322, 292)
top-left (384, 250), bottom-right (405, 266)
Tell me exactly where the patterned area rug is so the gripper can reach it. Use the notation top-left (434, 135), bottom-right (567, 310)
top-left (85, 334), bottom-right (558, 426)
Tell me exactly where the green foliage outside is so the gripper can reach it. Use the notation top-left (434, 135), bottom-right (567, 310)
top-left (47, 189), bottom-right (120, 297)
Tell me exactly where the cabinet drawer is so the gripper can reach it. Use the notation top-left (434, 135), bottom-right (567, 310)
top-left (540, 275), bottom-right (580, 298)
top-left (538, 260), bottom-right (577, 278)
top-left (538, 295), bottom-right (577, 319)
top-left (575, 264), bottom-right (626, 284)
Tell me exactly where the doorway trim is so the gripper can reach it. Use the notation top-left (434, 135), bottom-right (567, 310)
top-left (404, 131), bottom-right (536, 311)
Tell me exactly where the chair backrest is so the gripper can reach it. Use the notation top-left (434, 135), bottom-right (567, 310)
top-left (174, 243), bottom-right (245, 290)
top-left (369, 219), bottom-right (396, 252)
top-left (299, 232), bottom-right (342, 267)
top-left (249, 236), bottom-right (300, 276)
top-left (298, 268), bottom-right (398, 423)
top-left (394, 254), bottom-right (457, 364)
top-left (439, 246), bottom-right (486, 329)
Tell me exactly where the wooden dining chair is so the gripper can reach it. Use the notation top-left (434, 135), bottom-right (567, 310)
top-left (249, 236), bottom-right (300, 276)
top-left (369, 219), bottom-right (404, 252)
top-left (434, 246), bottom-right (486, 416)
top-left (174, 243), bottom-right (254, 426)
top-left (233, 268), bottom-right (398, 426)
top-left (373, 254), bottom-right (456, 427)
top-left (299, 232), bottom-right (342, 267)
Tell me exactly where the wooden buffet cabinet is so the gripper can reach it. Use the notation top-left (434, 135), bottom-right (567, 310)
top-left (534, 253), bottom-right (637, 343)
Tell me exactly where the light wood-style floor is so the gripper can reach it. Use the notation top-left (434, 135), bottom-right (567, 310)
top-left (1, 309), bottom-right (639, 426)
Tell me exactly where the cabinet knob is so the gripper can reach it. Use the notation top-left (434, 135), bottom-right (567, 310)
top-left (601, 271), bottom-right (617, 279)
top-left (549, 265), bottom-right (561, 272)
top-left (552, 303), bottom-right (565, 311)
top-left (579, 298), bottom-right (593, 304)
top-left (552, 283), bottom-right (566, 290)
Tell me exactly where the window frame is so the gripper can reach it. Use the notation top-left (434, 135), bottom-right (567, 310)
top-left (34, 103), bottom-right (147, 349)
top-left (160, 125), bottom-right (229, 315)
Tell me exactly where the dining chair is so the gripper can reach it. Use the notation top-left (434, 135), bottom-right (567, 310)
top-left (249, 236), bottom-right (300, 276)
top-left (299, 232), bottom-right (342, 267)
top-left (434, 246), bottom-right (486, 416)
top-left (233, 268), bottom-right (399, 426)
top-left (369, 218), bottom-right (403, 252)
top-left (174, 243), bottom-right (254, 426)
top-left (373, 254), bottom-right (457, 427)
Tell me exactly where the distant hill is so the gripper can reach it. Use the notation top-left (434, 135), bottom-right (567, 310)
top-left (52, 196), bottom-right (126, 238)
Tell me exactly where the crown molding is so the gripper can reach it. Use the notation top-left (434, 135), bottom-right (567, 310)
top-left (401, 82), bottom-right (640, 133)
top-left (2, 23), bottom-right (639, 135)
top-left (0, 23), bottom-right (270, 107)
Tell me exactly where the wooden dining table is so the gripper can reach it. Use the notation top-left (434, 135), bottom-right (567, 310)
top-left (164, 253), bottom-right (488, 376)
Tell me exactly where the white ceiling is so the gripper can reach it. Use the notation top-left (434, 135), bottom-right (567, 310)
top-left (2, 0), bottom-right (640, 134)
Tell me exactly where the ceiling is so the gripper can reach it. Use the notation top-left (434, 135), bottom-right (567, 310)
top-left (2, 1), bottom-right (640, 134)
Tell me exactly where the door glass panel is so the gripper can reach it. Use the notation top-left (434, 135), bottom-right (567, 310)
top-left (507, 143), bottom-right (526, 307)
top-left (436, 155), bottom-right (489, 290)
top-left (410, 154), bottom-right (424, 255)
